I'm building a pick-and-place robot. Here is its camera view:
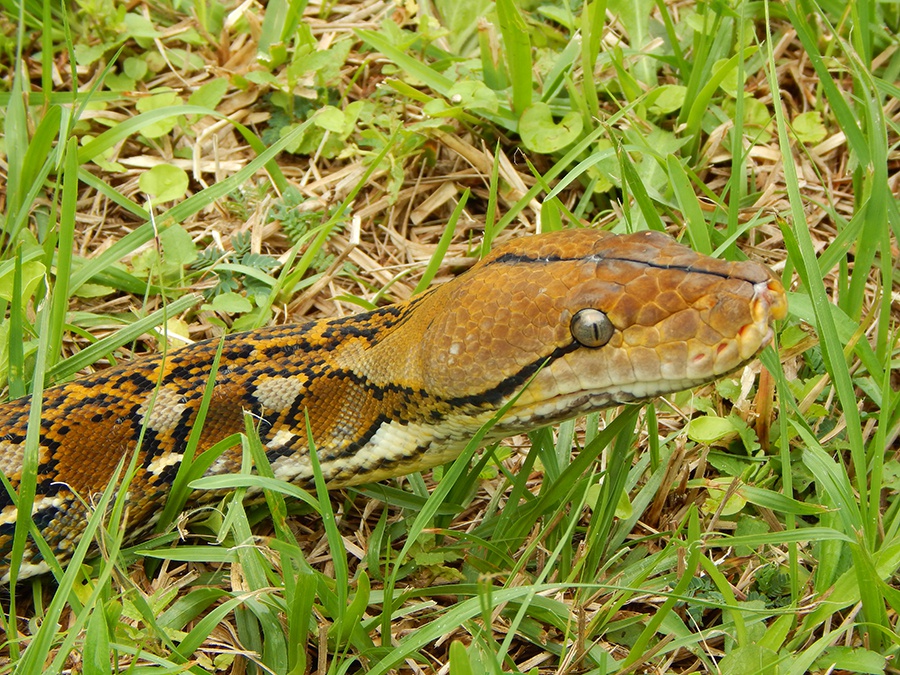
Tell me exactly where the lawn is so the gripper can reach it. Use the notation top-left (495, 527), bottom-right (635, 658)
top-left (0, 0), bottom-right (898, 673)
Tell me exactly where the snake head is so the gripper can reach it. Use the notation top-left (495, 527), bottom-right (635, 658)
top-left (406, 229), bottom-right (787, 430)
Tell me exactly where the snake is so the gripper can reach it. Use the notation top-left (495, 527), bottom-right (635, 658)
top-left (0, 229), bottom-right (787, 583)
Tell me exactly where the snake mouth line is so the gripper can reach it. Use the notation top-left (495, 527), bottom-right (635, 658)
top-left (500, 341), bottom-right (773, 433)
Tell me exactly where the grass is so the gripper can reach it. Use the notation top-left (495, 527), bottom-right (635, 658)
top-left (0, 0), bottom-right (898, 672)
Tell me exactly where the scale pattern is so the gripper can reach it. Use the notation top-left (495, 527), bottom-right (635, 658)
top-left (0, 229), bottom-right (787, 581)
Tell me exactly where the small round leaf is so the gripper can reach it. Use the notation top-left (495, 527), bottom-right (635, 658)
top-left (139, 164), bottom-right (189, 205)
top-left (519, 103), bottom-right (583, 153)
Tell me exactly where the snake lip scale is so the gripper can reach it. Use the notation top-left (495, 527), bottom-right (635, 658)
top-left (0, 229), bottom-right (787, 583)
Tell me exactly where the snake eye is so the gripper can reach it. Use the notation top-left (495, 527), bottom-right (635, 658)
top-left (570, 309), bottom-right (614, 348)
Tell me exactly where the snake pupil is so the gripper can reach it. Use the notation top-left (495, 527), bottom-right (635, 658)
top-left (570, 308), bottom-right (614, 348)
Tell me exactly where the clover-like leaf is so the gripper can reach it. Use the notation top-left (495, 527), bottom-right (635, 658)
top-left (448, 80), bottom-right (498, 113)
top-left (519, 102), bottom-right (582, 153)
top-left (135, 91), bottom-right (182, 138)
top-left (315, 105), bottom-right (346, 133)
top-left (687, 415), bottom-right (738, 444)
top-left (0, 260), bottom-right (45, 303)
top-left (140, 164), bottom-right (189, 206)
top-left (793, 110), bottom-right (827, 144)
top-left (647, 84), bottom-right (687, 115)
top-left (210, 292), bottom-right (253, 315)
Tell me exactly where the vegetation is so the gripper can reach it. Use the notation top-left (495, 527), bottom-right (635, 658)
top-left (0, 0), bottom-right (897, 672)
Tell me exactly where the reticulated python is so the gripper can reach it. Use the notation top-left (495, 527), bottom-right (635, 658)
top-left (0, 229), bottom-right (787, 582)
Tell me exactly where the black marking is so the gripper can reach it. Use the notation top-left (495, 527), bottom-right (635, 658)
top-left (121, 370), bottom-right (156, 390)
top-left (442, 343), bottom-right (580, 410)
top-left (265, 341), bottom-right (315, 357)
top-left (330, 412), bottom-right (395, 462)
top-left (31, 503), bottom-right (63, 531)
top-left (223, 341), bottom-right (255, 360)
top-left (489, 251), bottom-right (744, 282)
top-left (37, 476), bottom-right (64, 497)
top-left (39, 436), bottom-right (61, 455)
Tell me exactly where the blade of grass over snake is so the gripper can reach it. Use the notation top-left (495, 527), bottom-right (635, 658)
top-left (155, 337), bottom-right (227, 535)
top-left (7, 253), bottom-right (25, 400)
top-left (667, 154), bottom-right (712, 255)
top-left (15, 464), bottom-right (126, 674)
top-left (44, 294), bottom-right (200, 382)
top-left (304, 410), bottom-right (350, 610)
top-left (43, 137), bottom-right (79, 372)
top-left (413, 188), bottom-right (467, 294)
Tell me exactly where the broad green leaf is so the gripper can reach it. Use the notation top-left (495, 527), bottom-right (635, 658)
top-left (315, 105), bottom-right (346, 133)
top-left (813, 646), bottom-right (885, 674)
top-left (718, 644), bottom-right (780, 675)
top-left (703, 480), bottom-right (747, 516)
top-left (519, 103), bottom-right (582, 153)
top-left (124, 12), bottom-right (162, 39)
top-left (713, 57), bottom-right (740, 97)
top-left (448, 80), bottom-right (498, 112)
top-left (123, 56), bottom-right (148, 80)
top-left (0, 260), bottom-right (44, 302)
top-left (687, 415), bottom-right (737, 443)
top-left (139, 164), bottom-right (189, 205)
top-left (83, 603), bottom-right (112, 674)
top-left (608, 0), bottom-right (655, 83)
top-left (209, 292), bottom-right (253, 315)
top-left (793, 111), bottom-right (827, 144)
top-left (647, 84), bottom-right (687, 115)
top-left (135, 92), bottom-right (183, 137)
top-left (158, 223), bottom-right (198, 267)
top-left (188, 79), bottom-right (228, 110)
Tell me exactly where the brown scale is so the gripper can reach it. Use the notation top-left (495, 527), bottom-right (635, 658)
top-left (0, 229), bottom-right (787, 582)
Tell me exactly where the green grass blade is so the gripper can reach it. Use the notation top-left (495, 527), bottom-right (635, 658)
top-left (666, 154), bottom-right (712, 255)
top-left (44, 294), bottom-right (200, 383)
top-left (42, 137), bottom-right (79, 371)
top-left (496, 0), bottom-right (533, 116)
top-left (412, 189), bottom-right (467, 295)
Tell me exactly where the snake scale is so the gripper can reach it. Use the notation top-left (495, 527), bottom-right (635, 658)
top-left (0, 229), bottom-right (786, 582)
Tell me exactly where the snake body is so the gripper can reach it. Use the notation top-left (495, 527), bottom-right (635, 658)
top-left (0, 230), bottom-right (786, 582)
